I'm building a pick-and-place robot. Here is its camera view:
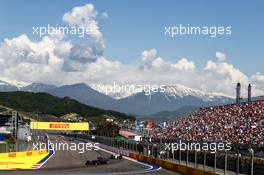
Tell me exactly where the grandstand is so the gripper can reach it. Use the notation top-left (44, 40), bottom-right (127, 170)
top-left (0, 114), bottom-right (12, 127)
top-left (152, 83), bottom-right (264, 146)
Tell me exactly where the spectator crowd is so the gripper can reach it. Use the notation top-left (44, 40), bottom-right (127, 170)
top-left (152, 101), bottom-right (264, 145)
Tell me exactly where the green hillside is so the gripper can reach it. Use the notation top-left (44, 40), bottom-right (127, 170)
top-left (0, 91), bottom-right (134, 121)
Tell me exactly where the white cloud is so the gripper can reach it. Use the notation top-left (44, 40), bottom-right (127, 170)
top-left (204, 61), bottom-right (248, 84)
top-left (252, 72), bottom-right (264, 84)
top-left (0, 34), bottom-right (64, 84)
top-left (140, 49), bottom-right (195, 71)
top-left (62, 4), bottom-right (98, 36)
top-left (203, 60), bottom-right (249, 96)
top-left (0, 4), bottom-right (108, 85)
top-left (0, 33), bottom-right (263, 97)
top-left (215, 51), bottom-right (226, 62)
top-left (62, 3), bottom-right (104, 52)
top-left (101, 12), bottom-right (109, 19)
top-left (152, 57), bottom-right (165, 67)
top-left (174, 58), bottom-right (195, 70)
top-left (0, 3), bottom-right (264, 98)
top-left (251, 72), bottom-right (264, 95)
top-left (141, 49), bottom-right (157, 61)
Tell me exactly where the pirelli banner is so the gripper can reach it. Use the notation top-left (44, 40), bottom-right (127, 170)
top-left (30, 122), bottom-right (89, 131)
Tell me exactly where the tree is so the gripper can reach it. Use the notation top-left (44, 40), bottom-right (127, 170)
top-left (96, 121), bottom-right (120, 137)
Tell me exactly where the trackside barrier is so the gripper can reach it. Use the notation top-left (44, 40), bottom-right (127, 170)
top-left (75, 136), bottom-right (222, 174)
top-left (129, 152), bottom-right (220, 175)
top-left (0, 149), bottom-right (49, 170)
top-left (98, 144), bottom-right (130, 156)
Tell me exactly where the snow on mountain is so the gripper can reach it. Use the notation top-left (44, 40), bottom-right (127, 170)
top-left (90, 83), bottom-right (142, 99)
top-left (0, 80), bottom-right (235, 115)
top-left (90, 83), bottom-right (233, 101)
top-left (0, 80), bottom-right (19, 91)
top-left (88, 83), bottom-right (234, 115)
top-left (0, 78), bottom-right (233, 102)
top-left (161, 85), bottom-right (233, 101)
top-left (21, 83), bottom-right (57, 92)
top-left (0, 77), bottom-right (29, 88)
top-left (116, 87), bottom-right (234, 115)
top-left (0, 81), bottom-right (7, 86)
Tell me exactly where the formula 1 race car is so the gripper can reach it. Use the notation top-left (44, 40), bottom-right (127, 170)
top-left (85, 157), bottom-right (108, 166)
top-left (110, 153), bottom-right (122, 159)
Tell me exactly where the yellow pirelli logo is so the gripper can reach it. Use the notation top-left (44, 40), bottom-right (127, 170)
top-left (30, 122), bottom-right (89, 131)
top-left (49, 123), bottom-right (69, 129)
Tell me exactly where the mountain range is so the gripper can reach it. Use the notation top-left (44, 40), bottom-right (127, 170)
top-left (0, 79), bottom-right (235, 118)
top-left (0, 91), bottom-right (134, 122)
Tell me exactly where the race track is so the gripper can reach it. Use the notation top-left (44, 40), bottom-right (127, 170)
top-left (2, 135), bottom-right (181, 175)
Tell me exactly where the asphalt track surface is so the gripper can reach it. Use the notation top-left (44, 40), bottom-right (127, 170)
top-left (3, 135), bottom-right (181, 175)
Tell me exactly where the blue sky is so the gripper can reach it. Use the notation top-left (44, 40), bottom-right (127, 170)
top-left (0, 0), bottom-right (263, 74)
top-left (0, 1), bottom-right (263, 96)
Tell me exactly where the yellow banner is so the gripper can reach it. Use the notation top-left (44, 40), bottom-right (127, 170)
top-left (30, 122), bottom-right (89, 131)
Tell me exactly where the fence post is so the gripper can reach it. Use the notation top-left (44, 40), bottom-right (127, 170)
top-left (186, 149), bottom-right (189, 166)
top-left (249, 149), bottom-right (254, 175)
top-left (118, 141), bottom-right (120, 154)
top-left (203, 150), bottom-right (206, 171)
top-left (224, 150), bottom-right (227, 175)
top-left (179, 149), bottom-right (182, 164)
top-left (214, 151), bottom-right (217, 172)
top-left (194, 150), bottom-right (197, 168)
top-left (236, 150), bottom-right (241, 175)
top-left (160, 144), bottom-right (163, 159)
top-left (122, 140), bottom-right (124, 150)
top-left (172, 149), bottom-right (175, 161)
